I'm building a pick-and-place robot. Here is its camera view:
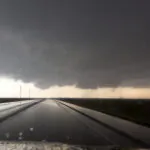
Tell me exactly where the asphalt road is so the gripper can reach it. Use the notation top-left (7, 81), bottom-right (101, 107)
top-left (0, 99), bottom-right (146, 147)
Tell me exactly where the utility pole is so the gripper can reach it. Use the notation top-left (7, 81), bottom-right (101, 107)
top-left (20, 85), bottom-right (22, 98)
top-left (20, 85), bottom-right (22, 106)
top-left (29, 88), bottom-right (30, 100)
top-left (120, 87), bottom-right (123, 99)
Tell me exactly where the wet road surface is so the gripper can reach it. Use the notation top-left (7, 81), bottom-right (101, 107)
top-left (0, 99), bottom-right (145, 147)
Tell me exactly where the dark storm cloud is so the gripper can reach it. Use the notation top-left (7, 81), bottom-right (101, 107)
top-left (0, 0), bottom-right (150, 89)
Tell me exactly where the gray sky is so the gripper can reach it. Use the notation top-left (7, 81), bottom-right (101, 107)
top-left (0, 0), bottom-right (150, 89)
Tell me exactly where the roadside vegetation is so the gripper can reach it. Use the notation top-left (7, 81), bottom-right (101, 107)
top-left (60, 98), bottom-right (150, 128)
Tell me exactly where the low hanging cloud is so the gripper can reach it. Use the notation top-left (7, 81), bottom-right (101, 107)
top-left (0, 0), bottom-right (150, 89)
top-left (1, 77), bottom-right (150, 98)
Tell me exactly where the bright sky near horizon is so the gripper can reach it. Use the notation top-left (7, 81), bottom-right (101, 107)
top-left (0, 77), bottom-right (150, 99)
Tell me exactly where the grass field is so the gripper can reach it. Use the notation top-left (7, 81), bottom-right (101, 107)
top-left (59, 98), bottom-right (150, 128)
top-left (0, 98), bottom-right (38, 103)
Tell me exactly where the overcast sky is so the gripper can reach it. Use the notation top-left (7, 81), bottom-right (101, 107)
top-left (0, 0), bottom-right (150, 97)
